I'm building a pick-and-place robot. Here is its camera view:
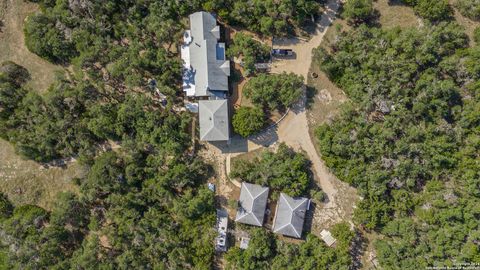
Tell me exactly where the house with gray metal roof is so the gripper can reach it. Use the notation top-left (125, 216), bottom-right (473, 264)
top-left (181, 11), bottom-right (230, 97)
top-left (181, 11), bottom-right (231, 142)
top-left (272, 193), bottom-right (310, 238)
top-left (199, 99), bottom-right (229, 141)
top-left (235, 182), bottom-right (269, 227)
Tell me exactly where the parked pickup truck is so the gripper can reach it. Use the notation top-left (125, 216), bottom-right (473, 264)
top-left (271, 49), bottom-right (293, 56)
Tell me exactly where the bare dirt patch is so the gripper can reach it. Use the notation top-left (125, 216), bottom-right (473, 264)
top-left (307, 67), bottom-right (347, 129)
top-left (0, 139), bottom-right (84, 210)
top-left (198, 142), bottom-right (241, 219)
top-left (230, 64), bottom-right (248, 108)
top-left (0, 0), bottom-right (61, 92)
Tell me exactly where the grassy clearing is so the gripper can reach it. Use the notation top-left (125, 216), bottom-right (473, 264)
top-left (0, 0), bottom-right (62, 93)
top-left (0, 139), bottom-right (84, 210)
top-left (374, 0), bottom-right (419, 29)
top-left (229, 147), bottom-right (265, 165)
top-left (0, 0), bottom-right (82, 209)
top-left (306, 61), bottom-right (347, 139)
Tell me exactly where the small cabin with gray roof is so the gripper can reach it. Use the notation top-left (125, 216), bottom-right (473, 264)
top-left (272, 193), bottom-right (310, 238)
top-left (235, 182), bottom-right (269, 227)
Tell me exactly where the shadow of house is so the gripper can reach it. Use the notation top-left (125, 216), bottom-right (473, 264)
top-left (208, 135), bottom-right (249, 154)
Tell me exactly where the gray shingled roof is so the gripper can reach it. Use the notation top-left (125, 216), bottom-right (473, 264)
top-left (235, 182), bottom-right (269, 226)
top-left (272, 193), bottom-right (309, 238)
top-left (186, 12), bottom-right (229, 96)
top-left (199, 100), bottom-right (229, 141)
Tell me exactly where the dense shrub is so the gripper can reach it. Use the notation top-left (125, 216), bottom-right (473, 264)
top-left (0, 62), bottom-right (28, 121)
top-left (243, 73), bottom-right (304, 111)
top-left (0, 61), bottom-right (30, 86)
top-left (230, 143), bottom-right (312, 197)
top-left (317, 21), bottom-right (480, 267)
top-left (455, 0), bottom-right (480, 21)
top-left (343, 0), bottom-right (375, 24)
top-left (414, 0), bottom-right (453, 21)
top-left (232, 106), bottom-right (265, 137)
top-left (398, 0), bottom-right (453, 21)
top-left (227, 33), bottom-right (271, 76)
top-left (474, 26), bottom-right (480, 43)
top-left (24, 14), bottom-right (75, 63)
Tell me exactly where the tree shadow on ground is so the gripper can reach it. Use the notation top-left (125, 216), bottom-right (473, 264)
top-left (248, 126), bottom-right (279, 147)
top-left (387, 0), bottom-right (409, 6)
top-left (351, 230), bottom-right (369, 270)
top-left (306, 85), bottom-right (318, 110)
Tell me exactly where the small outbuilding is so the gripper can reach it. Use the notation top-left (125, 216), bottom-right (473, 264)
top-left (320, 229), bottom-right (337, 247)
top-left (272, 193), bottom-right (309, 238)
top-left (235, 182), bottom-right (269, 227)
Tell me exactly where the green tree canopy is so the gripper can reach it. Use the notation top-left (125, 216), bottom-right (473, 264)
top-left (316, 20), bottom-right (480, 267)
top-left (227, 33), bottom-right (271, 76)
top-left (24, 14), bottom-right (75, 63)
top-left (243, 73), bottom-right (304, 112)
top-left (230, 143), bottom-right (312, 197)
top-left (0, 62), bottom-right (28, 122)
top-left (232, 106), bottom-right (266, 137)
top-left (455, 0), bottom-right (480, 21)
top-left (343, 0), bottom-right (375, 24)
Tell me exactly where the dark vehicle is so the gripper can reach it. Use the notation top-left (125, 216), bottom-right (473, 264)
top-left (271, 49), bottom-right (293, 56)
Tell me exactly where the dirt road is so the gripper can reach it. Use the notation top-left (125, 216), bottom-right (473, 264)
top-left (271, 1), bottom-right (338, 76)
top-left (204, 0), bottom-right (357, 231)
top-left (271, 0), bottom-right (340, 202)
top-left (270, 0), bottom-right (358, 230)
